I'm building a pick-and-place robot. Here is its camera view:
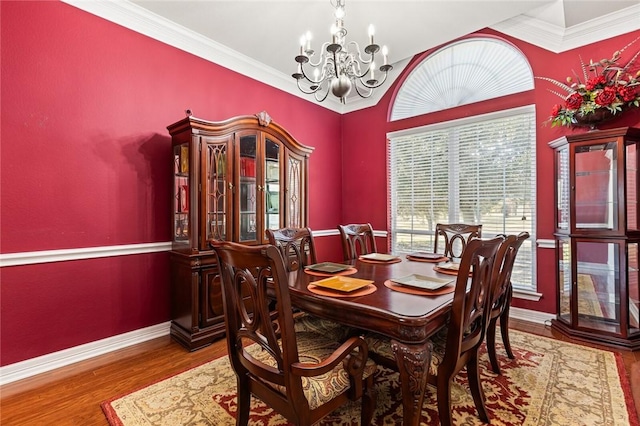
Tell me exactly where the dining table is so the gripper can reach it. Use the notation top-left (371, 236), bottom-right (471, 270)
top-left (286, 254), bottom-right (459, 426)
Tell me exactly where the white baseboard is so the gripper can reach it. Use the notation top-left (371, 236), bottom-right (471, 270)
top-left (0, 321), bottom-right (171, 386)
top-left (1, 307), bottom-right (555, 386)
top-left (510, 307), bottom-right (555, 325)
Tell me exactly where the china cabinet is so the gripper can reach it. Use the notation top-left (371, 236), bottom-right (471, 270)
top-left (167, 111), bottom-right (314, 350)
top-left (550, 127), bottom-right (640, 350)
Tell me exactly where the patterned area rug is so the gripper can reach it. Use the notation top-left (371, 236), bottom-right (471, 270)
top-left (560, 274), bottom-right (604, 317)
top-left (102, 330), bottom-right (639, 425)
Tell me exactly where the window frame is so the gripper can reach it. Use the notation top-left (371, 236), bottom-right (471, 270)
top-left (387, 105), bottom-right (537, 292)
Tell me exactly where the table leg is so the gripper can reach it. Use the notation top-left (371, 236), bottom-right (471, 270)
top-left (390, 339), bottom-right (432, 426)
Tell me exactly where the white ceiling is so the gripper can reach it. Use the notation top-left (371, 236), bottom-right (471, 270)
top-left (64, 0), bottom-right (640, 112)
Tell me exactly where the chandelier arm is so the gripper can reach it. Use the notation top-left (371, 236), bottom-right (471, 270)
top-left (306, 42), bottom-right (333, 67)
top-left (358, 70), bottom-right (390, 89)
top-left (350, 57), bottom-right (371, 80)
top-left (314, 88), bottom-right (331, 102)
top-left (346, 41), bottom-right (374, 66)
top-left (353, 82), bottom-right (373, 98)
top-left (299, 63), bottom-right (330, 86)
top-left (295, 79), bottom-right (322, 95)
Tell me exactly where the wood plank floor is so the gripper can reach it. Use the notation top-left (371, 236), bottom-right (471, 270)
top-left (1, 319), bottom-right (639, 425)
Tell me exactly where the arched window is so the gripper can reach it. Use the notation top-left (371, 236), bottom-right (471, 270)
top-left (391, 37), bottom-right (534, 120)
top-left (388, 37), bottom-right (537, 293)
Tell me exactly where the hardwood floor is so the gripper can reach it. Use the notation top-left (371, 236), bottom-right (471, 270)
top-left (1, 319), bottom-right (639, 425)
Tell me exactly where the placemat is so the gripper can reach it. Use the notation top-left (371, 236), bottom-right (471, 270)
top-left (307, 283), bottom-right (377, 298)
top-left (406, 255), bottom-right (449, 263)
top-left (304, 268), bottom-right (358, 277)
top-left (384, 280), bottom-right (455, 296)
top-left (433, 266), bottom-right (472, 276)
top-left (358, 257), bottom-right (402, 265)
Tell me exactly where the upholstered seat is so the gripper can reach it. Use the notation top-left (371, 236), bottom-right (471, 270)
top-left (266, 227), bottom-right (354, 343)
top-left (211, 241), bottom-right (377, 425)
top-left (245, 331), bottom-right (377, 411)
top-left (366, 327), bottom-right (448, 376)
top-left (364, 236), bottom-right (504, 426)
top-left (293, 313), bottom-right (358, 343)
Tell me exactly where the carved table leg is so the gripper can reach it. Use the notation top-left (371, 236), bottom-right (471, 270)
top-left (390, 339), bottom-right (432, 426)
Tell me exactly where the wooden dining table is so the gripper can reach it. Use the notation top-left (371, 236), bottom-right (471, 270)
top-left (286, 256), bottom-right (457, 426)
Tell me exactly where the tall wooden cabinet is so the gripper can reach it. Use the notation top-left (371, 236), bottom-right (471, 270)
top-left (167, 111), bottom-right (314, 350)
top-left (549, 127), bottom-right (640, 350)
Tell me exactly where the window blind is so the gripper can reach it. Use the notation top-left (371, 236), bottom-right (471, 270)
top-left (388, 106), bottom-right (537, 291)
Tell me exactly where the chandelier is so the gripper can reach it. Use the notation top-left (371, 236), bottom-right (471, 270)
top-left (292, 0), bottom-right (393, 104)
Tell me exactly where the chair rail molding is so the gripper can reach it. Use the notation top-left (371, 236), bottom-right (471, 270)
top-left (0, 242), bottom-right (172, 267)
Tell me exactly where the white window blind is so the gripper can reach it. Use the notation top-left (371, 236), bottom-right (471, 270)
top-left (388, 106), bottom-right (537, 291)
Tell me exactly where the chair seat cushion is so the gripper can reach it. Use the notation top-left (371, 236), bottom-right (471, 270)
top-left (246, 331), bottom-right (377, 410)
top-left (364, 327), bottom-right (448, 376)
top-left (294, 312), bottom-right (358, 342)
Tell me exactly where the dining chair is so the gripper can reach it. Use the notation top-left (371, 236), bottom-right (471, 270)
top-left (434, 223), bottom-right (482, 260)
top-left (266, 227), bottom-right (353, 342)
top-left (338, 223), bottom-right (377, 261)
top-left (211, 240), bottom-right (377, 426)
top-left (486, 231), bottom-right (530, 374)
top-left (365, 236), bottom-right (504, 426)
top-left (266, 227), bottom-right (317, 272)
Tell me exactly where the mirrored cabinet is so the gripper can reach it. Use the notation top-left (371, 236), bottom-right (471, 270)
top-left (550, 127), bottom-right (640, 350)
top-left (167, 111), bottom-right (314, 350)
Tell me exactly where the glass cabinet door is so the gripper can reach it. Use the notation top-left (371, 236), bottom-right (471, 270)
top-left (573, 142), bottom-right (618, 231)
top-left (627, 142), bottom-right (638, 231)
top-left (173, 143), bottom-right (190, 244)
top-left (628, 242), bottom-right (640, 335)
top-left (556, 145), bottom-right (570, 231)
top-left (205, 137), bottom-right (231, 245)
top-left (239, 135), bottom-right (257, 242)
top-left (264, 138), bottom-right (281, 233)
top-left (286, 151), bottom-right (304, 229)
top-left (557, 238), bottom-right (572, 325)
top-left (574, 240), bottom-right (621, 333)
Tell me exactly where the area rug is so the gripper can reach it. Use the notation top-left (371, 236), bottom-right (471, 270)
top-left (559, 273), bottom-right (604, 317)
top-left (102, 330), bottom-right (639, 425)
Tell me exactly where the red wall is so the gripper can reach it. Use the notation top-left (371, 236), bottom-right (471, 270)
top-left (341, 29), bottom-right (640, 314)
top-left (2, 1), bottom-right (639, 366)
top-left (0, 1), bottom-right (343, 365)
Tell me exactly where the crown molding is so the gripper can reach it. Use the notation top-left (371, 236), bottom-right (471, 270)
top-left (62, 1), bottom-right (639, 114)
top-left (61, 0), bottom-right (349, 112)
top-left (491, 4), bottom-right (640, 53)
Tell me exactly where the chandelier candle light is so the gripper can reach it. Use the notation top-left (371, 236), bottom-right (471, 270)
top-left (292, 0), bottom-right (392, 103)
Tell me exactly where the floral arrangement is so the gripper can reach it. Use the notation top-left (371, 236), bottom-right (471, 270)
top-left (537, 38), bottom-right (640, 128)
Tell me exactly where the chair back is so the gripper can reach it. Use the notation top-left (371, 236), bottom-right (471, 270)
top-left (211, 240), bottom-right (377, 425)
top-left (490, 232), bottom-right (530, 317)
top-left (338, 223), bottom-right (377, 261)
top-left (266, 227), bottom-right (317, 272)
top-left (211, 241), bottom-right (300, 392)
top-left (434, 223), bottom-right (482, 259)
top-left (445, 236), bottom-right (503, 360)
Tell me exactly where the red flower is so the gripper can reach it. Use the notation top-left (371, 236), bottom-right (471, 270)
top-left (551, 104), bottom-right (562, 117)
top-left (595, 86), bottom-right (618, 106)
top-left (585, 75), bottom-right (606, 91)
top-left (618, 86), bottom-right (637, 102)
top-left (565, 93), bottom-right (583, 110)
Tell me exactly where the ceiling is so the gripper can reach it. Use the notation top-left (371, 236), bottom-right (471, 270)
top-left (65, 0), bottom-right (640, 112)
